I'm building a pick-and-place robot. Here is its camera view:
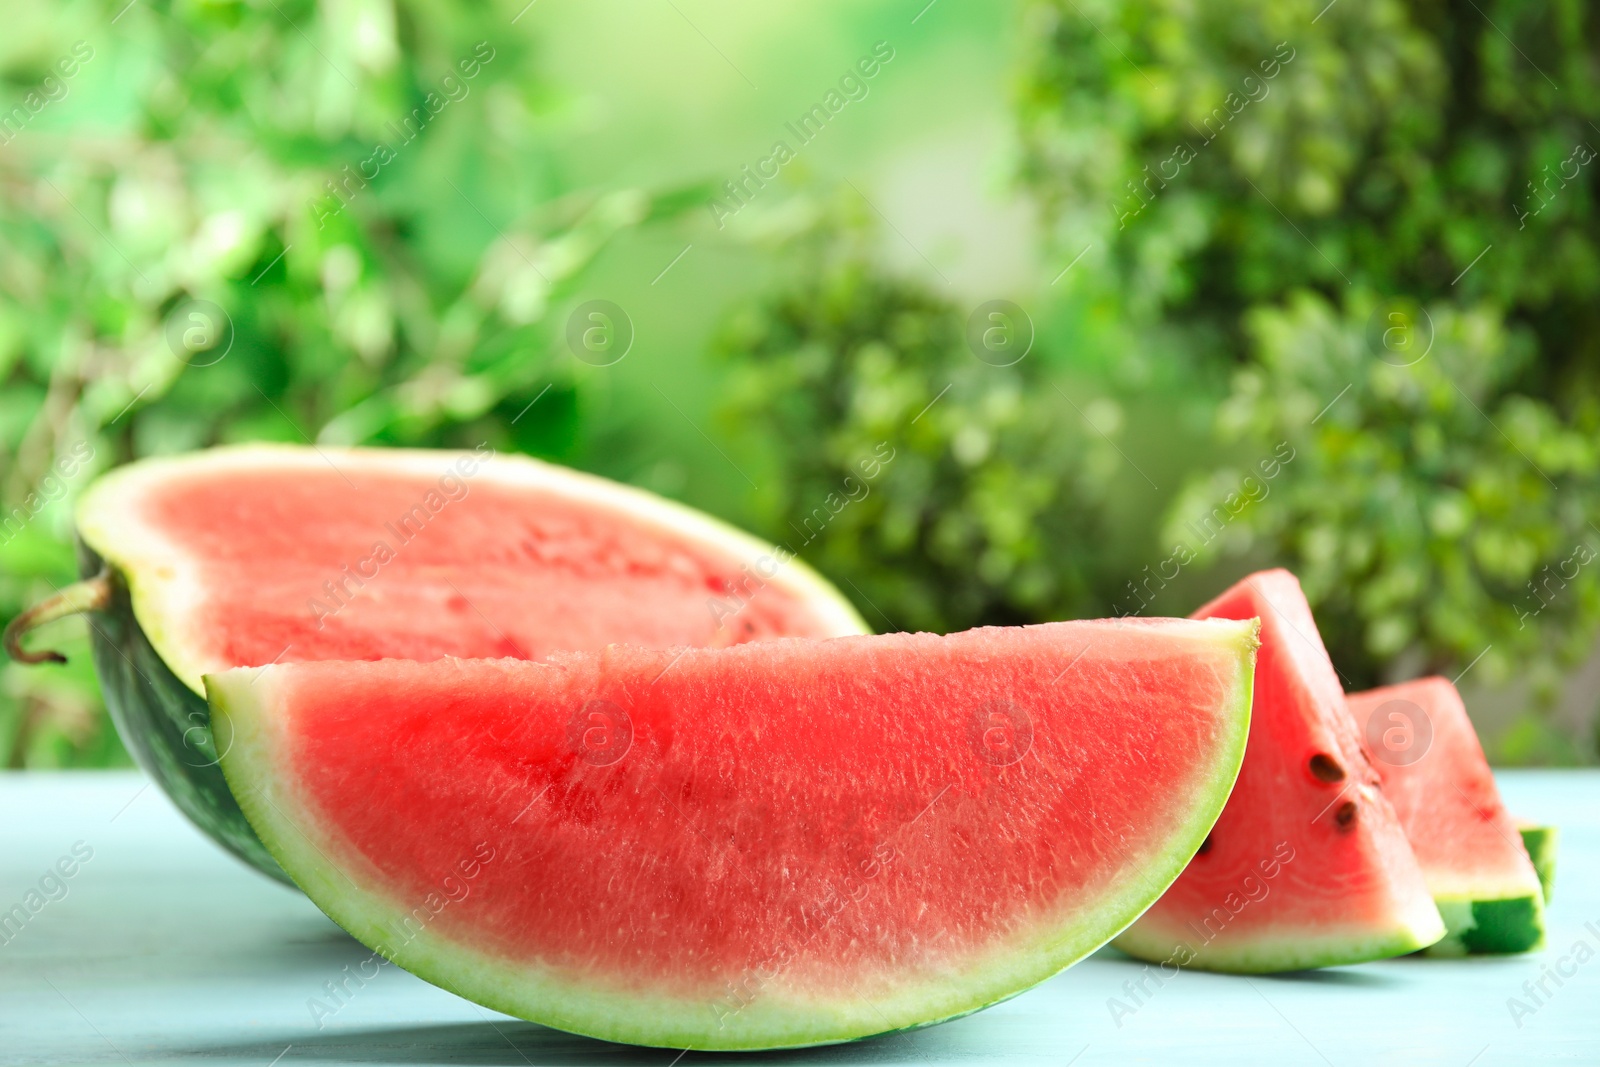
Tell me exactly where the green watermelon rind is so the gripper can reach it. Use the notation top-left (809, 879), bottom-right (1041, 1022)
top-left (1115, 907), bottom-right (1447, 975)
top-left (1426, 895), bottom-right (1546, 957)
top-left (75, 540), bottom-right (291, 883)
top-left (1517, 823), bottom-right (1558, 905)
top-left (208, 619), bottom-right (1259, 1051)
top-left (69, 445), bottom-right (869, 885)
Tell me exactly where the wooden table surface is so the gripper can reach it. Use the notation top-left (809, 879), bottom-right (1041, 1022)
top-left (1, 770), bottom-right (1594, 1066)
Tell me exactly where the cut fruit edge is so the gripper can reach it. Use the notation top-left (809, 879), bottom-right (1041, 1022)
top-left (1113, 570), bottom-right (1447, 973)
top-left (1517, 822), bottom-right (1558, 904)
top-left (1345, 678), bottom-right (1544, 956)
top-left (1118, 915), bottom-right (1446, 975)
top-left (208, 620), bottom-right (1258, 1051)
top-left (76, 445), bottom-right (869, 693)
top-left (1428, 896), bottom-right (1545, 957)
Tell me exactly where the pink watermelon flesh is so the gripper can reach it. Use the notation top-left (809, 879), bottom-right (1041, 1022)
top-left (210, 618), bottom-right (1259, 1050)
top-left (1346, 677), bottom-right (1544, 954)
top-left (1115, 569), bottom-right (1444, 972)
top-left (76, 445), bottom-right (866, 691)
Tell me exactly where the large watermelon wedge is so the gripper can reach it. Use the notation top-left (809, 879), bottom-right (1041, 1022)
top-left (1346, 677), bottom-right (1545, 955)
top-left (4, 445), bottom-right (865, 881)
top-left (209, 618), bottom-right (1260, 1050)
top-left (1115, 570), bottom-right (1444, 972)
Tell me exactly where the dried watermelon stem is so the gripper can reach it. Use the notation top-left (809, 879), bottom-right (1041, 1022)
top-left (3, 572), bottom-right (112, 665)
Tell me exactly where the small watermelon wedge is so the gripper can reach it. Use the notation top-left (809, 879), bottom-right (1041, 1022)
top-left (1116, 570), bottom-right (1444, 972)
top-left (7, 445), bottom-right (865, 881)
top-left (210, 618), bottom-right (1259, 1050)
top-left (1346, 677), bottom-right (1546, 955)
top-left (1517, 822), bottom-right (1558, 904)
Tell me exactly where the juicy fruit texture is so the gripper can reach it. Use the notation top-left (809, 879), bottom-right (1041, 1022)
top-left (74, 445), bottom-right (866, 881)
top-left (210, 618), bottom-right (1259, 1050)
top-left (1116, 570), bottom-right (1444, 973)
top-left (1347, 678), bottom-right (1545, 955)
top-left (77, 444), bottom-right (866, 692)
top-left (1517, 823), bottom-right (1558, 904)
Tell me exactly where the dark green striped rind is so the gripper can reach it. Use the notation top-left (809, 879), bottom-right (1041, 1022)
top-left (77, 541), bottom-right (288, 883)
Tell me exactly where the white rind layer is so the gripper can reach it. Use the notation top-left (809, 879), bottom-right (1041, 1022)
top-left (76, 444), bottom-right (870, 693)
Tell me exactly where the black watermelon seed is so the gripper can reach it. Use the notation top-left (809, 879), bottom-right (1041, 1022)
top-left (1309, 753), bottom-right (1346, 783)
top-left (1335, 801), bottom-right (1358, 830)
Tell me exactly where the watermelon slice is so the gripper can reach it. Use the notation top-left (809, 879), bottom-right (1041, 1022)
top-left (209, 618), bottom-right (1260, 1050)
top-left (1115, 570), bottom-right (1444, 972)
top-left (1346, 677), bottom-right (1546, 955)
top-left (17, 445), bottom-right (865, 880)
top-left (1517, 822), bottom-right (1558, 904)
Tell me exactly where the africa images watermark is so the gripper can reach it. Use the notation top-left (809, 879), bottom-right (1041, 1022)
top-left (1107, 840), bottom-right (1296, 1028)
top-left (706, 442), bottom-right (896, 631)
top-left (306, 840), bottom-right (496, 1028)
top-left (707, 41), bottom-right (897, 230)
top-left (1110, 41), bottom-right (1296, 230)
top-left (1506, 918), bottom-right (1600, 1029)
top-left (711, 839), bottom-right (899, 1030)
top-left (0, 40), bottom-right (95, 146)
top-left (306, 443), bottom-right (495, 629)
top-left (1516, 539), bottom-right (1595, 630)
top-left (308, 41), bottom-right (497, 229)
top-left (1113, 441), bottom-right (1295, 617)
top-left (0, 841), bottom-right (95, 949)
top-left (0, 441), bottom-right (95, 548)
top-left (1514, 142), bottom-right (1594, 230)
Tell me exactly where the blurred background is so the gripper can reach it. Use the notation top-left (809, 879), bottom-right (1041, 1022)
top-left (2, 0), bottom-right (1598, 767)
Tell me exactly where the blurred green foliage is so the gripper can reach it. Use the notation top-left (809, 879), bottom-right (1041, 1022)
top-left (1207, 294), bottom-right (1600, 689)
top-left (0, 0), bottom-right (684, 765)
top-left (725, 0), bottom-right (1600, 759)
top-left (718, 205), bottom-right (1130, 634)
top-left (4, 0), bottom-right (1599, 766)
top-left (1008, 0), bottom-right (1600, 711)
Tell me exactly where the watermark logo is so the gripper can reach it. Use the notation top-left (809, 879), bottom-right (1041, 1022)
top-left (306, 444), bottom-right (495, 630)
top-left (568, 699), bottom-right (633, 766)
top-left (1106, 840), bottom-right (1295, 1028)
top-left (307, 840), bottom-right (495, 1027)
top-left (968, 701), bottom-right (1033, 766)
top-left (565, 299), bottom-right (633, 366)
top-left (0, 840), bottom-right (94, 949)
top-left (1364, 297), bottom-right (1433, 368)
top-left (1517, 541), bottom-right (1596, 630)
top-left (707, 42), bottom-right (896, 229)
top-left (1507, 920), bottom-right (1600, 1029)
top-left (1514, 142), bottom-right (1595, 230)
top-left (965, 300), bottom-right (1033, 367)
top-left (705, 442), bottom-right (896, 632)
top-left (0, 440), bottom-right (95, 548)
top-left (164, 298), bottom-right (234, 367)
top-left (180, 707), bottom-right (232, 769)
top-left (0, 40), bottom-right (94, 147)
top-left (1363, 698), bottom-right (1432, 766)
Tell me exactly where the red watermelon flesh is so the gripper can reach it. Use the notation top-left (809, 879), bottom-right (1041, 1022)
top-left (1115, 569), bottom-right (1444, 972)
top-left (210, 617), bottom-right (1260, 1050)
top-left (75, 445), bottom-right (866, 692)
top-left (1346, 677), bottom-right (1545, 954)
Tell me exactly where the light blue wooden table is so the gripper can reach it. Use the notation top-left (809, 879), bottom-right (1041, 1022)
top-left (1, 771), bottom-right (1593, 1065)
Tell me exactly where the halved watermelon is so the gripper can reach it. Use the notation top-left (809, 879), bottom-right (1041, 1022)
top-left (1346, 677), bottom-right (1545, 955)
top-left (14, 445), bottom-right (865, 880)
top-left (209, 618), bottom-right (1260, 1050)
top-left (1115, 570), bottom-right (1444, 972)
